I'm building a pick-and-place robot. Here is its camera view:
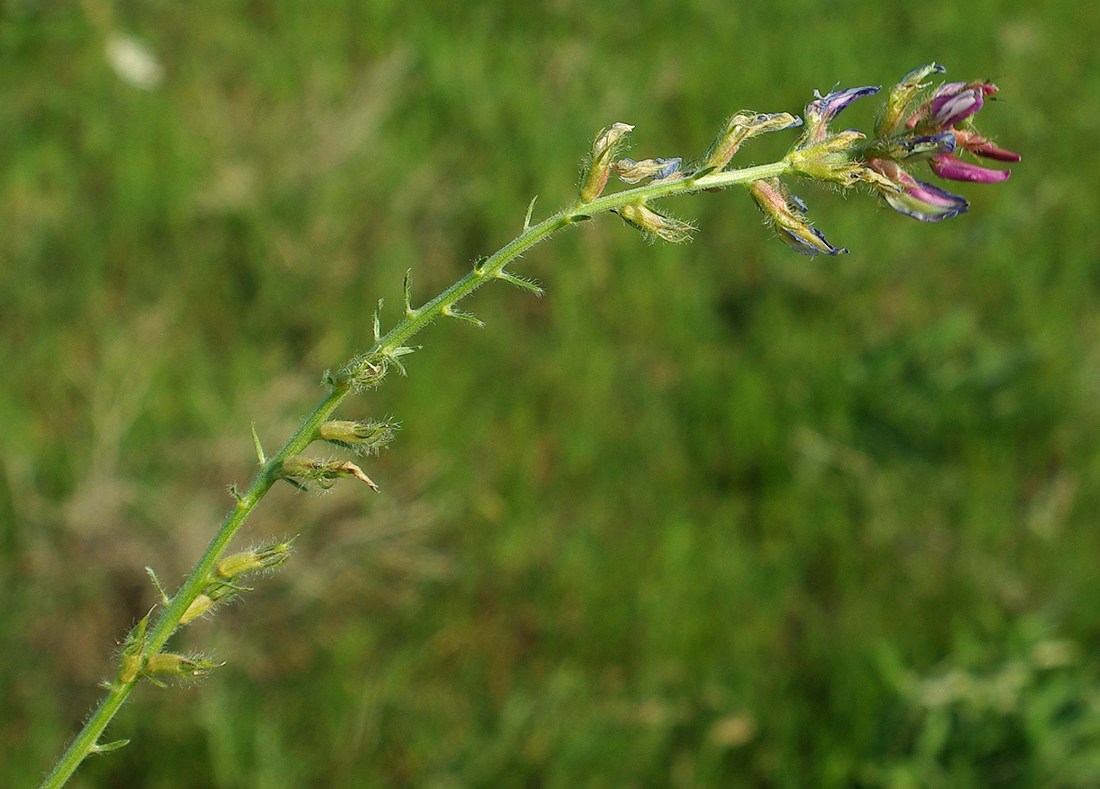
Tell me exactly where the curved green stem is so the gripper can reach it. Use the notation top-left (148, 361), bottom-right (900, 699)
top-left (38, 156), bottom-right (790, 789)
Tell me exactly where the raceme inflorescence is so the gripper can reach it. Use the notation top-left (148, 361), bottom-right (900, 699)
top-left (39, 63), bottom-right (1018, 788)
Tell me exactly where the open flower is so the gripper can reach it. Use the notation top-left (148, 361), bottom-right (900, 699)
top-left (866, 158), bottom-right (969, 222)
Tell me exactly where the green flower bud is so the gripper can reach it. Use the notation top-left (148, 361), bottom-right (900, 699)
top-left (615, 202), bottom-right (696, 244)
top-left (318, 418), bottom-right (399, 455)
top-left (875, 63), bottom-right (945, 138)
top-left (142, 652), bottom-right (221, 683)
top-left (579, 123), bottom-right (634, 203)
top-left (179, 593), bottom-right (216, 625)
top-left (787, 130), bottom-right (872, 186)
top-left (216, 540), bottom-right (294, 581)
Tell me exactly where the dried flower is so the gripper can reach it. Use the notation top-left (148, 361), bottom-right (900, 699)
top-left (749, 178), bottom-right (847, 256)
top-left (280, 456), bottom-right (379, 491)
top-left (613, 157), bottom-right (683, 184)
top-left (702, 112), bottom-right (802, 173)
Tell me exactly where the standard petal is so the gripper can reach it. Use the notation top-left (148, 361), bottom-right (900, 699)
top-left (928, 87), bottom-right (985, 128)
top-left (807, 85), bottom-right (881, 124)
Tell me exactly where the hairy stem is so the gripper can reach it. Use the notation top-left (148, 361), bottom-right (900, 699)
top-left (39, 156), bottom-right (791, 789)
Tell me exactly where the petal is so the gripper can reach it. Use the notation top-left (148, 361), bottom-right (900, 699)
top-left (887, 180), bottom-right (970, 221)
top-left (802, 86), bottom-right (879, 144)
top-left (868, 159), bottom-right (970, 222)
top-left (806, 85), bottom-right (881, 124)
top-left (954, 129), bottom-right (1021, 162)
top-left (929, 154), bottom-right (1012, 183)
top-left (777, 222), bottom-right (848, 256)
top-left (928, 87), bottom-right (985, 128)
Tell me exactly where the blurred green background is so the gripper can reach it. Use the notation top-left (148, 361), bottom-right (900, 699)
top-left (3, 1), bottom-right (1098, 786)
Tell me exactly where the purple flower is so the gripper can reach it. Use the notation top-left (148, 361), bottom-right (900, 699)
top-left (906, 80), bottom-right (1020, 184)
top-left (807, 85), bottom-right (881, 125)
top-left (953, 129), bottom-right (1020, 162)
top-left (867, 68), bottom-right (1020, 220)
top-left (867, 159), bottom-right (969, 222)
top-left (928, 154), bottom-right (1012, 183)
top-left (802, 85), bottom-right (880, 144)
top-left (925, 83), bottom-right (990, 128)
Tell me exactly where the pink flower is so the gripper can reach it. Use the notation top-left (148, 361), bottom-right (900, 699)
top-left (910, 80), bottom-right (1021, 185)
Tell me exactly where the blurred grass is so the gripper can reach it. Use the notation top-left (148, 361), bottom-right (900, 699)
top-left (3, 1), bottom-right (1100, 786)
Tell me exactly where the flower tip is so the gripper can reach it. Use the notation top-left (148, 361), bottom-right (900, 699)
top-left (929, 155), bottom-right (1012, 183)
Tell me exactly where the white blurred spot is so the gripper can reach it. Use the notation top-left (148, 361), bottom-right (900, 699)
top-left (105, 32), bottom-right (164, 90)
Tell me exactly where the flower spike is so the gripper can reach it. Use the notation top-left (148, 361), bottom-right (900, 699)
top-left (39, 66), bottom-right (1023, 787)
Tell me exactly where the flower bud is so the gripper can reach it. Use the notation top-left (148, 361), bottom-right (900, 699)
top-left (318, 418), bottom-right (399, 455)
top-left (928, 155), bottom-right (1012, 183)
top-left (179, 593), bottom-right (216, 625)
top-left (142, 652), bottom-right (221, 683)
top-left (615, 202), bottom-right (696, 244)
top-left (117, 613), bottom-right (152, 684)
top-left (875, 63), bottom-right (946, 137)
top-left (216, 540), bottom-right (294, 581)
top-left (787, 129), bottom-right (871, 186)
top-left (579, 123), bottom-right (634, 203)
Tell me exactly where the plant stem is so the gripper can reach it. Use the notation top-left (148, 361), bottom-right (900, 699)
top-left (38, 156), bottom-right (791, 789)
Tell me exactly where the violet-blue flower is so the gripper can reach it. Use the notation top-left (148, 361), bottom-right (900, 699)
top-left (801, 85), bottom-right (880, 144)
